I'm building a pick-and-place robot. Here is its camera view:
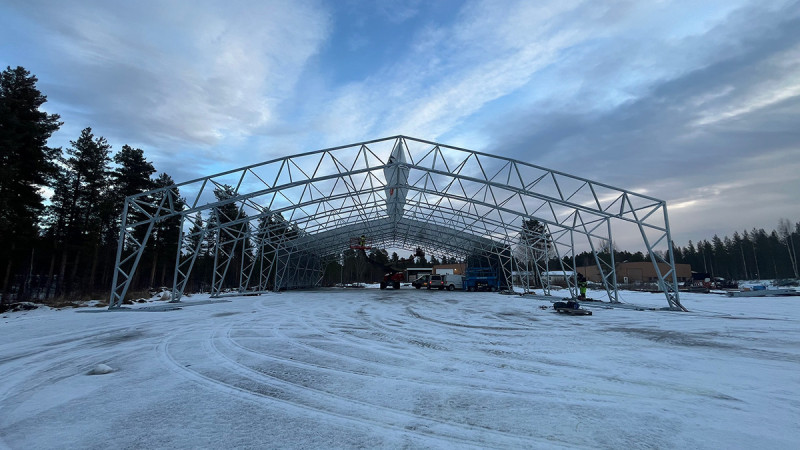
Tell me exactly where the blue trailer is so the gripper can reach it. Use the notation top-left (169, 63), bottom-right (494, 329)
top-left (463, 267), bottom-right (500, 292)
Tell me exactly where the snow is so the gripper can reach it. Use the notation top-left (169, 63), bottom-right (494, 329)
top-left (87, 363), bottom-right (114, 375)
top-left (1, 288), bottom-right (799, 449)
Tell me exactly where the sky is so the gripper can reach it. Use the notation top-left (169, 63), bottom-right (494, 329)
top-left (2, 0), bottom-right (799, 248)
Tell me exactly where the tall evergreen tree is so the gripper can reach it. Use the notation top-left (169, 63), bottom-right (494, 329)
top-left (711, 235), bottom-right (726, 277)
top-left (414, 247), bottom-right (427, 265)
top-left (62, 128), bottom-right (112, 238)
top-left (777, 218), bottom-right (799, 278)
top-left (208, 185), bottom-right (250, 288)
top-left (108, 146), bottom-right (157, 287)
top-left (751, 228), bottom-right (769, 280)
top-left (0, 66), bottom-right (62, 299)
top-left (112, 145), bottom-right (155, 204)
top-left (723, 236), bottom-right (735, 279)
top-left (147, 173), bottom-right (185, 288)
top-left (45, 127), bottom-right (112, 294)
top-left (516, 219), bottom-right (553, 271)
top-left (732, 231), bottom-right (748, 279)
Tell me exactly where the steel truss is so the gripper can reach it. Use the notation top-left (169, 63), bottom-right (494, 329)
top-left (109, 136), bottom-right (685, 310)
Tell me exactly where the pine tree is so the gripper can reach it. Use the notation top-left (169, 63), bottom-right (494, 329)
top-left (112, 145), bottom-right (155, 203)
top-left (185, 212), bottom-right (210, 292)
top-left (44, 128), bottom-right (112, 295)
top-left (777, 218), bottom-right (799, 278)
top-left (732, 231), bottom-right (748, 279)
top-left (516, 219), bottom-right (553, 271)
top-left (147, 173), bottom-right (184, 288)
top-left (751, 228), bottom-right (769, 280)
top-left (0, 66), bottom-right (62, 300)
top-left (209, 185), bottom-right (249, 288)
top-left (62, 128), bottom-right (112, 238)
top-left (711, 235), bottom-right (725, 278)
top-left (723, 236), bottom-right (735, 279)
top-left (414, 247), bottom-right (427, 265)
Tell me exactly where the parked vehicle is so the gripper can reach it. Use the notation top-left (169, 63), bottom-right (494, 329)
top-left (442, 274), bottom-right (463, 291)
top-left (427, 275), bottom-right (445, 289)
top-left (360, 247), bottom-right (403, 290)
top-left (379, 271), bottom-right (404, 290)
top-left (412, 274), bottom-right (430, 289)
top-left (463, 267), bottom-right (500, 292)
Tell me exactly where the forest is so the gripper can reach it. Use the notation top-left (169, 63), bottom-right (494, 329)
top-left (1, 66), bottom-right (798, 308)
top-left (569, 221), bottom-right (800, 283)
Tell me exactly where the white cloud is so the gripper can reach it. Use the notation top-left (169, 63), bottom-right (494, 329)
top-left (314, 1), bottom-right (599, 143)
top-left (313, 0), bottom-right (764, 147)
top-left (692, 44), bottom-right (800, 127)
top-left (5, 0), bottom-right (799, 248)
top-left (15, 0), bottom-right (331, 149)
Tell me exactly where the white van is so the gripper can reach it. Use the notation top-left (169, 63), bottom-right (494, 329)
top-left (442, 274), bottom-right (463, 291)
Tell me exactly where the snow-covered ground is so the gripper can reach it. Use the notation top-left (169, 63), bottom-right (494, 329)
top-left (1, 288), bottom-right (799, 449)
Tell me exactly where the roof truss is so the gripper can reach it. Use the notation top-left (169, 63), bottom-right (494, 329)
top-left (109, 136), bottom-right (684, 310)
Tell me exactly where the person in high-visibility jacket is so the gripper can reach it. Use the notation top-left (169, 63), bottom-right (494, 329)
top-left (578, 279), bottom-right (587, 300)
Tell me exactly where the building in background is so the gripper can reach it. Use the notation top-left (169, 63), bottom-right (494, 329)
top-left (576, 262), bottom-right (691, 284)
top-left (432, 264), bottom-right (466, 275)
top-left (406, 267), bottom-right (433, 281)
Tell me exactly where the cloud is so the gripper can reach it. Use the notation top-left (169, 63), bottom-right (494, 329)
top-left (251, 0), bottom-right (799, 250)
top-left (309, 1), bottom-right (604, 145)
top-left (309, 1), bottom-right (759, 146)
top-left (4, 0), bottom-right (799, 251)
top-left (480, 1), bottom-right (800, 245)
top-left (5, 0), bottom-right (331, 151)
top-left (373, 0), bottom-right (422, 24)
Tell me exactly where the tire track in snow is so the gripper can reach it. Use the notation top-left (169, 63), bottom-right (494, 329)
top-left (299, 300), bottom-right (569, 380)
top-left (404, 306), bottom-right (532, 331)
top-left (224, 322), bottom-right (556, 403)
top-left (157, 315), bottom-right (565, 448)
top-left (0, 323), bottom-right (153, 408)
top-left (303, 297), bottom-right (568, 378)
top-left (0, 323), bottom-right (141, 364)
top-left (259, 292), bottom-right (595, 378)
top-left (159, 322), bottom-right (459, 444)
top-left (207, 324), bottom-right (558, 448)
top-left (239, 292), bottom-right (609, 444)
top-left (243, 298), bottom-right (593, 441)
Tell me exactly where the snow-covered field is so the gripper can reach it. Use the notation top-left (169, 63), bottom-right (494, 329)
top-left (1, 288), bottom-right (799, 449)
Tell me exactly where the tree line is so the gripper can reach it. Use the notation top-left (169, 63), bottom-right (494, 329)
top-left (671, 221), bottom-right (799, 281)
top-left (1, 66), bottom-right (185, 306)
top-left (565, 221), bottom-right (800, 282)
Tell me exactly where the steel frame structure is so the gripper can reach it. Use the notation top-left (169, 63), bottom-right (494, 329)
top-left (109, 136), bottom-right (685, 310)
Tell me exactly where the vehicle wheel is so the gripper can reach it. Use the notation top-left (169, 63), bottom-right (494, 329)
top-left (490, 286), bottom-right (497, 292)
top-left (393, 282), bottom-right (400, 289)
top-left (468, 286), bottom-right (475, 292)
top-left (415, 286), bottom-right (421, 289)
top-left (439, 286), bottom-right (444, 290)
top-left (447, 285), bottom-right (454, 291)
top-left (380, 282), bottom-right (387, 290)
